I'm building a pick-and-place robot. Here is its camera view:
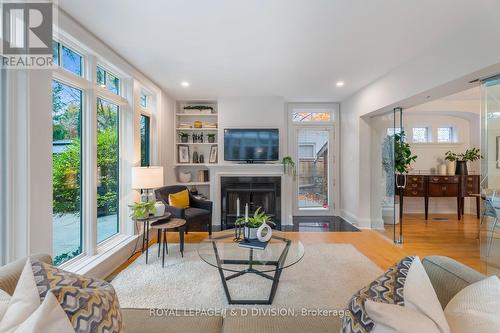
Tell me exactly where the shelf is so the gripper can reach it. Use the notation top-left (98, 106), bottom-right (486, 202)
top-left (174, 163), bottom-right (213, 167)
top-left (176, 113), bottom-right (218, 117)
top-left (174, 182), bottom-right (210, 186)
top-left (176, 128), bottom-right (218, 131)
top-left (176, 142), bottom-right (218, 145)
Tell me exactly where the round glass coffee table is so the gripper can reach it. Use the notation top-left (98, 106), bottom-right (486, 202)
top-left (198, 230), bottom-right (304, 304)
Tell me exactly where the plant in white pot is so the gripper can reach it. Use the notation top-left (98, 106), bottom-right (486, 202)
top-left (235, 207), bottom-right (275, 241)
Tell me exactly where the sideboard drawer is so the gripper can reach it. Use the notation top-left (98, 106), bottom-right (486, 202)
top-left (429, 176), bottom-right (459, 184)
top-left (404, 188), bottom-right (425, 197)
top-left (428, 183), bottom-right (459, 197)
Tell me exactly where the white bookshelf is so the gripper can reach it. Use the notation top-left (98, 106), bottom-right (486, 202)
top-left (175, 101), bottom-right (219, 198)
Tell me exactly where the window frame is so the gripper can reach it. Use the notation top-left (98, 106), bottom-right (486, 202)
top-left (411, 127), bottom-right (430, 143)
top-left (140, 114), bottom-right (151, 167)
top-left (52, 39), bottom-right (130, 267)
top-left (436, 126), bottom-right (454, 143)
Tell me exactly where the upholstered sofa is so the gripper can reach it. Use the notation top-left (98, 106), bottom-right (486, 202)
top-left (0, 255), bottom-right (485, 333)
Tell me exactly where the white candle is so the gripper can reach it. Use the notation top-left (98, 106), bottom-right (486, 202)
top-left (236, 198), bottom-right (240, 217)
top-left (245, 203), bottom-right (249, 222)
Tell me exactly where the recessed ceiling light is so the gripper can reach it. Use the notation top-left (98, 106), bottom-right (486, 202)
top-left (181, 81), bottom-right (190, 87)
top-left (336, 81), bottom-right (345, 87)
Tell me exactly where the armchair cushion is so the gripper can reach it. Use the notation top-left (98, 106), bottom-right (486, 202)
top-left (168, 189), bottom-right (190, 209)
top-left (185, 207), bottom-right (211, 222)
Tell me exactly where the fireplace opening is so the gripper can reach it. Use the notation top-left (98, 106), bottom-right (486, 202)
top-left (221, 176), bottom-right (281, 230)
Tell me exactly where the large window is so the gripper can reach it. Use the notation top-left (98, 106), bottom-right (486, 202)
top-left (97, 98), bottom-right (120, 243)
top-left (52, 80), bottom-right (83, 266)
top-left (140, 115), bottom-right (150, 167)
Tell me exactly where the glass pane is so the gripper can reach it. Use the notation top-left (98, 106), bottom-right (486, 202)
top-left (52, 41), bottom-right (60, 66)
top-left (297, 129), bottom-right (329, 209)
top-left (437, 127), bottom-right (452, 143)
top-left (412, 127), bottom-right (428, 143)
top-left (387, 127), bottom-right (402, 136)
top-left (140, 115), bottom-right (150, 167)
top-left (52, 80), bottom-right (82, 265)
top-left (106, 71), bottom-right (120, 95)
top-left (97, 66), bottom-right (106, 87)
top-left (292, 112), bottom-right (331, 122)
top-left (97, 98), bottom-right (119, 243)
top-left (61, 46), bottom-right (82, 76)
top-left (140, 94), bottom-right (148, 108)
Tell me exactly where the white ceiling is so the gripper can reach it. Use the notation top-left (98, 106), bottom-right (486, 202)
top-left (59, 0), bottom-right (489, 101)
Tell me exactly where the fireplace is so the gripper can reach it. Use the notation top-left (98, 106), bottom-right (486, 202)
top-left (221, 176), bottom-right (281, 230)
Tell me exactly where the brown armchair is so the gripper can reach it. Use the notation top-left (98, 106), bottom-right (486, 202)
top-left (155, 185), bottom-right (213, 235)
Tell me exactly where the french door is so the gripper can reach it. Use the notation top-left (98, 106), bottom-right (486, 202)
top-left (291, 126), bottom-right (336, 216)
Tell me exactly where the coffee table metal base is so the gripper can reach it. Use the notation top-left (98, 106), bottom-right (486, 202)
top-left (211, 240), bottom-right (290, 305)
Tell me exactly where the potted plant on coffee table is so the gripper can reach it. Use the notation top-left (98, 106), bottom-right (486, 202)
top-left (235, 207), bottom-right (275, 240)
top-left (444, 148), bottom-right (482, 175)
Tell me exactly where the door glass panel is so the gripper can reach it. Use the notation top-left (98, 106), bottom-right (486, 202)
top-left (297, 128), bottom-right (329, 210)
top-left (481, 79), bottom-right (500, 274)
top-left (97, 98), bottom-right (119, 243)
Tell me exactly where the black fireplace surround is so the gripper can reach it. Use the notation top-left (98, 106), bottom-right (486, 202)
top-left (221, 176), bottom-right (281, 230)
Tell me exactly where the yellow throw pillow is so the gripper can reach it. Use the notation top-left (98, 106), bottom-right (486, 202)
top-left (168, 189), bottom-right (190, 209)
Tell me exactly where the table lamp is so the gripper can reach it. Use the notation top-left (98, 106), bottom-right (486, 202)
top-left (132, 166), bottom-right (164, 202)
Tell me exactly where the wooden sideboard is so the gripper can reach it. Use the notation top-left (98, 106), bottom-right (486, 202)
top-left (401, 174), bottom-right (480, 220)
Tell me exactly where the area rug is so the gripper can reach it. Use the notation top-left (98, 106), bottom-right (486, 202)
top-left (112, 243), bottom-right (383, 310)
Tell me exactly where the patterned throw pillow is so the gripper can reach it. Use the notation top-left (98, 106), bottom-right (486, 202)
top-left (31, 260), bottom-right (124, 333)
top-left (341, 256), bottom-right (415, 333)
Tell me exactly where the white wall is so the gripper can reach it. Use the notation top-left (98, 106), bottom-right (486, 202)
top-left (340, 14), bottom-right (500, 228)
top-left (217, 96), bottom-right (287, 163)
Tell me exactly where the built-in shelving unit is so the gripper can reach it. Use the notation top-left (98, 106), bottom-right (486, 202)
top-left (174, 101), bottom-right (219, 198)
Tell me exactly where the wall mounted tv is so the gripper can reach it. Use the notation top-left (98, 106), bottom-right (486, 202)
top-left (224, 129), bottom-right (279, 162)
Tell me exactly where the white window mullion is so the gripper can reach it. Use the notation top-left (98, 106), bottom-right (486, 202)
top-left (84, 55), bottom-right (98, 255)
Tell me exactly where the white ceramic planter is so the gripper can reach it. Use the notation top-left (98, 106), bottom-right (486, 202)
top-left (244, 226), bottom-right (259, 240)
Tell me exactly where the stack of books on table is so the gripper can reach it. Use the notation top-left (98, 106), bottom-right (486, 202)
top-left (238, 239), bottom-right (268, 250)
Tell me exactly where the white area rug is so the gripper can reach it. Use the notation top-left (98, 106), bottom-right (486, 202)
top-left (112, 243), bottom-right (383, 310)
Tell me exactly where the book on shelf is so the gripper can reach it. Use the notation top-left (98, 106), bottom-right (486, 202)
top-left (198, 170), bottom-right (209, 182)
top-left (238, 239), bottom-right (268, 250)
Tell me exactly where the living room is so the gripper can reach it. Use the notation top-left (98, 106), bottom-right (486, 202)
top-left (1, 1), bottom-right (500, 333)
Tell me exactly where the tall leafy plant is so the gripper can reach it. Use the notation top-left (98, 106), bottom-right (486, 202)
top-left (394, 132), bottom-right (417, 174)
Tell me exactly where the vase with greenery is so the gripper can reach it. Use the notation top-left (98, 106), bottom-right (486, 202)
top-left (207, 133), bottom-right (216, 143)
top-left (282, 156), bottom-right (296, 177)
top-left (179, 132), bottom-right (189, 143)
top-left (129, 201), bottom-right (155, 219)
top-left (235, 207), bottom-right (275, 240)
top-left (444, 148), bottom-right (482, 175)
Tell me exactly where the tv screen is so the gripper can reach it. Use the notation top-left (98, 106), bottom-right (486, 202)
top-left (224, 129), bottom-right (279, 162)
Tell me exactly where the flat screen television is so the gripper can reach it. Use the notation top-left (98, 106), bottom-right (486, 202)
top-left (224, 129), bottom-right (279, 162)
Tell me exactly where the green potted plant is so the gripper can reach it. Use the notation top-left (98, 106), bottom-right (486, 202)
top-left (179, 132), bottom-right (189, 143)
top-left (207, 133), bottom-right (216, 143)
top-left (129, 201), bottom-right (155, 219)
top-left (282, 156), bottom-right (296, 177)
top-left (444, 148), bottom-right (482, 175)
top-left (235, 207), bottom-right (275, 240)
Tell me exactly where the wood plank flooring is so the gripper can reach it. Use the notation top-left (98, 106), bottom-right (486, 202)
top-left (109, 213), bottom-right (499, 279)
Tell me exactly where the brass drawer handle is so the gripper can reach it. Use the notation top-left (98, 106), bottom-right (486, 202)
top-left (411, 183), bottom-right (418, 188)
top-left (412, 177), bottom-right (418, 181)
top-left (468, 177), bottom-right (473, 181)
top-left (444, 177), bottom-right (448, 181)
top-left (412, 191), bottom-right (418, 195)
top-left (442, 186), bottom-right (447, 191)
top-left (433, 177), bottom-right (439, 181)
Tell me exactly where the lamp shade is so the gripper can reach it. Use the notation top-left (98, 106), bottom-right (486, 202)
top-left (132, 166), bottom-right (164, 190)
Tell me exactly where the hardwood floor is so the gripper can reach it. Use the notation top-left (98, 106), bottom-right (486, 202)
top-left (109, 214), bottom-right (499, 279)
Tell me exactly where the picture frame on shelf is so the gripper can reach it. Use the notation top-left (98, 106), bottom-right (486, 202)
top-left (209, 145), bottom-right (218, 164)
top-left (178, 145), bottom-right (190, 163)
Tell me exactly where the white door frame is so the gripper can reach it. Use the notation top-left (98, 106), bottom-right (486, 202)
top-left (287, 103), bottom-right (339, 216)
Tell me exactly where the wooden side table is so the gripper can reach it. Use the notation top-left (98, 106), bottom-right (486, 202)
top-left (150, 218), bottom-right (186, 267)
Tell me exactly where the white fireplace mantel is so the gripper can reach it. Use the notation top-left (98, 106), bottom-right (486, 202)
top-left (207, 163), bottom-right (290, 227)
